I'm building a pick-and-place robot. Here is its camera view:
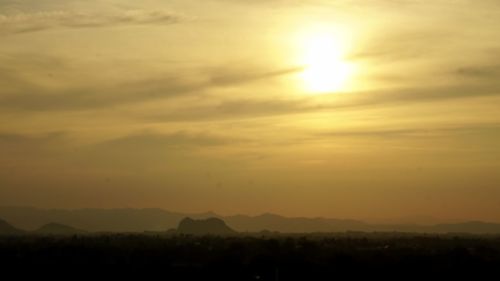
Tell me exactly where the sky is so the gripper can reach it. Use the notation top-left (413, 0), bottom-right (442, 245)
top-left (1, 0), bottom-right (500, 222)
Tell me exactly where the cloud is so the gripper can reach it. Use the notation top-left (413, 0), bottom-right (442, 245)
top-left (207, 66), bottom-right (303, 86)
top-left (0, 78), bottom-right (200, 111)
top-left (0, 54), bottom-right (302, 111)
top-left (144, 98), bottom-right (314, 122)
top-left (0, 129), bottom-right (242, 172)
top-left (4, 52), bottom-right (498, 120)
top-left (0, 130), bottom-right (233, 152)
top-left (347, 0), bottom-right (500, 65)
top-left (98, 131), bottom-right (239, 149)
top-left (0, 131), bottom-right (64, 146)
top-left (0, 9), bottom-right (186, 35)
top-left (75, 130), bottom-right (246, 170)
top-left (316, 123), bottom-right (500, 139)
top-left (146, 80), bottom-right (500, 123)
top-left (456, 64), bottom-right (500, 79)
top-left (352, 82), bottom-right (500, 106)
top-left (350, 29), bottom-right (450, 62)
top-left (208, 0), bottom-right (314, 6)
top-left (0, 131), bottom-right (67, 162)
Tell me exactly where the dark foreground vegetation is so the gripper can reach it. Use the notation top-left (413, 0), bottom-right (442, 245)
top-left (1, 234), bottom-right (500, 279)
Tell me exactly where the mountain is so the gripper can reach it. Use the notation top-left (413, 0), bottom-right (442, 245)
top-left (177, 217), bottom-right (236, 235)
top-left (366, 215), bottom-right (461, 226)
top-left (224, 213), bottom-right (368, 233)
top-left (0, 218), bottom-right (24, 235)
top-left (35, 223), bottom-right (87, 235)
top-left (0, 207), bottom-right (189, 232)
top-left (1, 207), bottom-right (500, 234)
top-left (429, 221), bottom-right (500, 234)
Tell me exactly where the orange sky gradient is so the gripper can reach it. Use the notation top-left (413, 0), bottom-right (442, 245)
top-left (1, 0), bottom-right (500, 223)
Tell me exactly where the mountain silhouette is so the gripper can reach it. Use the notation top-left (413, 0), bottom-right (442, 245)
top-left (0, 218), bottom-right (24, 235)
top-left (429, 221), bottom-right (500, 234)
top-left (224, 213), bottom-right (368, 233)
top-left (35, 223), bottom-right (86, 235)
top-left (0, 207), bottom-right (187, 232)
top-left (2, 207), bottom-right (500, 234)
top-left (177, 217), bottom-right (236, 235)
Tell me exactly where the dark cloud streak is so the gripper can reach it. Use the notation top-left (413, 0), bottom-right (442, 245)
top-left (316, 123), bottom-right (500, 139)
top-left (0, 56), bottom-right (302, 111)
top-left (146, 81), bottom-right (500, 123)
top-left (0, 9), bottom-right (185, 35)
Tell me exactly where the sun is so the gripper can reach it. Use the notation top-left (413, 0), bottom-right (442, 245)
top-left (299, 30), bottom-right (355, 94)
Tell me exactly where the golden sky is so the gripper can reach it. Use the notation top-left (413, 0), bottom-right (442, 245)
top-left (1, 0), bottom-right (500, 222)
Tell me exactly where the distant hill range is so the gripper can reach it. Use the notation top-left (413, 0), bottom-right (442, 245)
top-left (1, 207), bottom-right (500, 234)
top-left (176, 217), bottom-right (236, 235)
top-left (0, 218), bottom-right (24, 235)
top-left (0, 217), bottom-right (85, 236)
top-left (35, 223), bottom-right (86, 235)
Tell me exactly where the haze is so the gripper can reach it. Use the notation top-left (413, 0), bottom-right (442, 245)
top-left (1, 0), bottom-right (500, 223)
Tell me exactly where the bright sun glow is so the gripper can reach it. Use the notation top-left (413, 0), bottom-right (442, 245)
top-left (300, 30), bottom-right (355, 94)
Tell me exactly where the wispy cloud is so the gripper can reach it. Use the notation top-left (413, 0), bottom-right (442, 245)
top-left (3, 53), bottom-right (500, 122)
top-left (0, 54), bottom-right (302, 111)
top-left (456, 63), bottom-right (500, 79)
top-left (0, 9), bottom-right (186, 35)
top-left (146, 80), bottom-right (500, 123)
top-left (350, 29), bottom-right (451, 62)
top-left (0, 131), bottom-right (67, 161)
top-left (0, 129), bottom-right (242, 170)
top-left (144, 98), bottom-right (313, 122)
top-left (0, 131), bottom-right (64, 145)
top-left (316, 123), bottom-right (500, 139)
top-left (98, 131), bottom-right (240, 149)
